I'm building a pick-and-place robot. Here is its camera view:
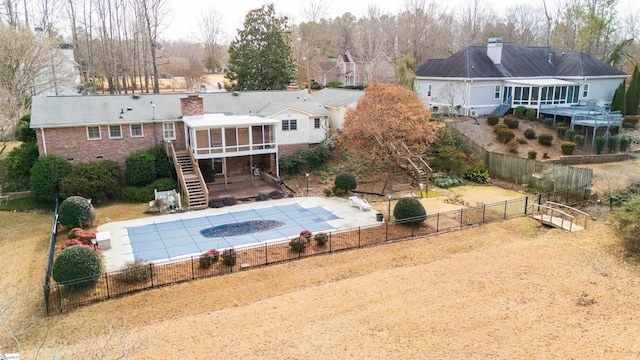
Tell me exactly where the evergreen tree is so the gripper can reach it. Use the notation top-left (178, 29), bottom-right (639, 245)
top-left (225, 4), bottom-right (297, 91)
top-left (625, 65), bottom-right (639, 115)
top-left (395, 54), bottom-right (416, 90)
top-left (611, 79), bottom-right (626, 114)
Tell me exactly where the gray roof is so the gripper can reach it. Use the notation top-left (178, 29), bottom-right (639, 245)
top-left (31, 90), bottom-right (330, 128)
top-left (416, 42), bottom-right (628, 79)
top-left (311, 88), bottom-right (364, 108)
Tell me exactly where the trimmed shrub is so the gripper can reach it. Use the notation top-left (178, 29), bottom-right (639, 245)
top-left (610, 125), bottom-right (620, 136)
top-left (314, 232), bottom-right (328, 246)
top-left (507, 139), bottom-right (519, 153)
top-left (278, 153), bottom-right (301, 175)
top-left (528, 151), bottom-right (537, 160)
top-left (334, 172), bottom-right (357, 192)
top-left (607, 135), bottom-right (619, 153)
top-left (555, 125), bottom-right (567, 139)
top-left (149, 178), bottom-right (177, 192)
top-left (208, 198), bottom-right (224, 208)
top-left (199, 249), bottom-right (219, 269)
top-left (2, 141), bottom-right (39, 192)
top-left (30, 155), bottom-right (72, 202)
top-left (565, 129), bottom-right (576, 142)
top-left (523, 128), bottom-right (536, 139)
top-left (115, 258), bottom-right (153, 284)
top-left (619, 136), bottom-right (631, 152)
top-left (59, 161), bottom-right (121, 205)
top-left (58, 196), bottom-right (94, 228)
top-left (514, 106), bottom-right (527, 119)
top-left (524, 108), bottom-right (537, 120)
top-left (487, 115), bottom-right (499, 126)
top-left (574, 134), bottom-right (585, 148)
top-left (393, 197), bottom-right (427, 225)
top-left (222, 249), bottom-right (237, 266)
top-left (146, 145), bottom-right (174, 178)
top-left (269, 191), bottom-right (284, 199)
top-left (560, 141), bottom-right (577, 155)
top-left (516, 136), bottom-right (527, 144)
top-left (278, 142), bottom-right (332, 175)
top-left (595, 136), bottom-right (606, 154)
top-left (289, 237), bottom-right (307, 253)
top-left (493, 123), bottom-right (508, 133)
top-left (52, 245), bottom-right (102, 287)
top-left (221, 197), bottom-right (237, 206)
top-left (496, 128), bottom-right (515, 143)
top-left (14, 114), bottom-right (36, 143)
top-left (538, 133), bottom-right (554, 146)
top-left (122, 186), bottom-right (154, 203)
top-left (125, 151), bottom-right (156, 187)
top-left (503, 116), bottom-right (519, 129)
top-left (543, 118), bottom-right (554, 128)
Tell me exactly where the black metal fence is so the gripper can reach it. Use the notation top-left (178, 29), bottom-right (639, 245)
top-left (43, 198), bottom-right (59, 316)
top-left (44, 186), bottom-right (590, 314)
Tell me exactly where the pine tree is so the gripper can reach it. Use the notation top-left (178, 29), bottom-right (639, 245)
top-left (224, 4), bottom-right (297, 91)
top-left (625, 65), bottom-right (639, 115)
top-left (611, 79), bottom-right (626, 114)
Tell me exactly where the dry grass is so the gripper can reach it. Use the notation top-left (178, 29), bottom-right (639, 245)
top-left (0, 141), bottom-right (21, 159)
top-left (3, 199), bottom-right (640, 358)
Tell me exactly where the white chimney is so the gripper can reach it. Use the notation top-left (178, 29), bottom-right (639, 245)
top-left (487, 37), bottom-right (503, 65)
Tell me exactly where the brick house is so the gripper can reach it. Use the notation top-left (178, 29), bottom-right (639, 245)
top-left (30, 89), bottom-right (362, 208)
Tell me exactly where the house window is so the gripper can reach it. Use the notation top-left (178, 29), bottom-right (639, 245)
top-left (582, 84), bottom-right (589, 98)
top-left (130, 124), bottom-right (143, 137)
top-left (494, 85), bottom-right (501, 99)
top-left (314, 118), bottom-right (321, 129)
top-left (163, 122), bottom-right (176, 140)
top-left (282, 119), bottom-right (297, 131)
top-left (87, 126), bottom-right (101, 140)
top-left (426, 84), bottom-right (432, 97)
top-left (109, 125), bottom-right (122, 139)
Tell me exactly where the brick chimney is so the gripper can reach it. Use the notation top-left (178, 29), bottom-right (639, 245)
top-left (180, 94), bottom-right (204, 116)
top-left (487, 37), bottom-right (503, 65)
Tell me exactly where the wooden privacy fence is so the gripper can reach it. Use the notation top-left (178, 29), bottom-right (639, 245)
top-left (44, 186), bottom-right (590, 315)
top-left (448, 124), bottom-right (593, 192)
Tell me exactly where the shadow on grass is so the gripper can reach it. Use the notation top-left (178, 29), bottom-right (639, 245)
top-left (0, 197), bottom-right (55, 212)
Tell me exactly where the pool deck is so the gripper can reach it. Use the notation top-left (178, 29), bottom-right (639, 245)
top-left (98, 197), bottom-right (383, 272)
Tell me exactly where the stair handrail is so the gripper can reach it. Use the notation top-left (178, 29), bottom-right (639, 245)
top-left (188, 150), bottom-right (209, 205)
top-left (168, 142), bottom-right (191, 207)
top-left (527, 204), bottom-right (576, 231)
top-left (546, 201), bottom-right (588, 229)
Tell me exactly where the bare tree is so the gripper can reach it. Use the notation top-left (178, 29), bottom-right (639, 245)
top-left (137, 0), bottom-right (169, 93)
top-left (300, 0), bottom-right (328, 23)
top-left (198, 9), bottom-right (225, 73)
top-left (504, 4), bottom-right (546, 46)
top-left (397, 0), bottom-right (452, 68)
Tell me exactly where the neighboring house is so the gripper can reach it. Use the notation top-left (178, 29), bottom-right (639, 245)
top-left (337, 49), bottom-right (395, 87)
top-left (311, 88), bottom-right (364, 133)
top-left (31, 90), bottom-right (335, 208)
top-left (38, 43), bottom-right (81, 96)
top-left (415, 38), bottom-right (629, 117)
top-left (312, 59), bottom-right (340, 87)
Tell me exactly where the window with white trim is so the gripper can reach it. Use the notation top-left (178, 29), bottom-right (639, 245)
top-left (282, 119), bottom-right (297, 131)
top-left (582, 84), bottom-right (589, 98)
top-left (426, 84), bottom-right (432, 97)
top-left (109, 125), bottom-right (122, 139)
top-left (87, 126), bottom-right (101, 140)
top-left (314, 118), bottom-right (321, 129)
top-left (494, 85), bottom-right (501, 99)
top-left (130, 124), bottom-right (143, 137)
top-left (163, 122), bottom-right (176, 140)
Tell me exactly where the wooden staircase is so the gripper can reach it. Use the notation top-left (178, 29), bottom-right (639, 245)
top-left (167, 143), bottom-right (209, 210)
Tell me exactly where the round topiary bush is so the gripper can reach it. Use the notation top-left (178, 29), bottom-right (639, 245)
top-left (58, 196), bottom-right (94, 228)
top-left (524, 128), bottom-right (536, 139)
top-left (560, 141), bottom-right (576, 155)
top-left (503, 117), bottom-right (519, 129)
top-left (30, 155), bottom-right (72, 202)
top-left (334, 173), bottom-right (357, 192)
top-left (487, 115), bottom-right (499, 126)
top-left (493, 123), bottom-right (508, 133)
top-left (538, 133), bottom-right (554, 146)
top-left (52, 245), bottom-right (102, 287)
top-left (528, 151), bottom-right (537, 159)
top-left (496, 128), bottom-right (515, 143)
top-left (393, 197), bottom-right (427, 226)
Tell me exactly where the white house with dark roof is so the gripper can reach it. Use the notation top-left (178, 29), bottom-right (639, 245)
top-left (415, 38), bottom-right (629, 117)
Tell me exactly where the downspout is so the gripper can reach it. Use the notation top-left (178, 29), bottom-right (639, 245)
top-left (40, 128), bottom-right (47, 155)
top-left (152, 102), bottom-right (157, 145)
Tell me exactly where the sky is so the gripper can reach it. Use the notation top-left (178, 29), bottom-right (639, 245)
top-left (165, 0), bottom-right (639, 41)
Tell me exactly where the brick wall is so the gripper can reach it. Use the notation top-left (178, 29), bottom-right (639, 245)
top-left (279, 143), bottom-right (309, 157)
top-left (37, 121), bottom-right (186, 170)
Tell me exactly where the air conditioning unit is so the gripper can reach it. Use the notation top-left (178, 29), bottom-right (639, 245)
top-left (470, 109), bottom-right (478, 117)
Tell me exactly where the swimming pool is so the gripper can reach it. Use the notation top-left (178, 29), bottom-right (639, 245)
top-left (125, 203), bottom-right (341, 261)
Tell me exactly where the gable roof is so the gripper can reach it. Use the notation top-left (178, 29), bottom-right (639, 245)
top-left (311, 88), bottom-right (364, 108)
top-left (31, 90), bottom-right (330, 128)
top-left (416, 42), bottom-right (628, 79)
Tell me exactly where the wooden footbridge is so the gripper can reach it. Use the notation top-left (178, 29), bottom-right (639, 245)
top-left (528, 201), bottom-right (589, 232)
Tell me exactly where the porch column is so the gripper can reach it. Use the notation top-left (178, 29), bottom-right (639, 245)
top-left (249, 155), bottom-right (254, 186)
top-left (223, 157), bottom-right (228, 190)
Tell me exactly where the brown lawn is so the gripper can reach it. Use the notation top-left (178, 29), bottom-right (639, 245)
top-left (2, 187), bottom-right (640, 358)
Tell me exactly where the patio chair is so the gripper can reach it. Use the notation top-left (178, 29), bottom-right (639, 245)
top-left (349, 195), bottom-right (372, 211)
